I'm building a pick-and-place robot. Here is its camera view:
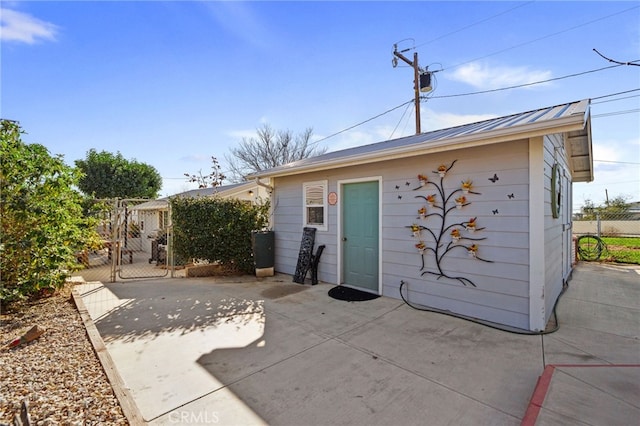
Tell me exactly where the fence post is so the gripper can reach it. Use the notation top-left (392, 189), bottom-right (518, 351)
top-left (110, 198), bottom-right (119, 282)
top-left (596, 213), bottom-right (601, 238)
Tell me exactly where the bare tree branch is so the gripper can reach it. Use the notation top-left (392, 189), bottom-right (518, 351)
top-left (184, 156), bottom-right (226, 188)
top-left (225, 124), bottom-right (326, 182)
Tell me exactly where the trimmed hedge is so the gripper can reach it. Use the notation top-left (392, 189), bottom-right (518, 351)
top-left (170, 196), bottom-right (270, 273)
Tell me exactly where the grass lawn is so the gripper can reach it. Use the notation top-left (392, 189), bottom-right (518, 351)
top-left (601, 236), bottom-right (640, 265)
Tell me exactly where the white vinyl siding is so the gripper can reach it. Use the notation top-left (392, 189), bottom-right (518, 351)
top-left (542, 133), bottom-right (572, 328)
top-left (260, 101), bottom-right (589, 332)
top-left (273, 142), bottom-right (533, 330)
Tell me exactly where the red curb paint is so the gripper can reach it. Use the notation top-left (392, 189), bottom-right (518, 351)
top-left (521, 364), bottom-right (640, 426)
top-left (521, 365), bottom-right (556, 426)
top-left (552, 364), bottom-right (640, 368)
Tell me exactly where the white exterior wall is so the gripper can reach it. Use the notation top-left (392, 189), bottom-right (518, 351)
top-left (218, 185), bottom-right (270, 204)
top-left (542, 133), bottom-right (572, 327)
top-left (138, 210), bottom-right (164, 253)
top-left (272, 173), bottom-right (340, 284)
top-left (273, 140), bottom-right (535, 330)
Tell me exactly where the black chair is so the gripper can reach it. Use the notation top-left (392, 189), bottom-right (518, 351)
top-left (310, 244), bottom-right (325, 285)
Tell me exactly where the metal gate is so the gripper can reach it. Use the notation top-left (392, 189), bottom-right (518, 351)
top-left (77, 198), bottom-right (173, 283)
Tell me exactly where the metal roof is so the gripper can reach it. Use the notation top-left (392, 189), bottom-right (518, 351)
top-left (172, 182), bottom-right (249, 199)
top-left (132, 182), bottom-right (257, 211)
top-left (249, 99), bottom-right (593, 182)
top-left (131, 199), bottom-right (168, 211)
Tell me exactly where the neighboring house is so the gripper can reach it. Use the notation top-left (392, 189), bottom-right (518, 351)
top-left (628, 201), bottom-right (640, 220)
top-left (249, 99), bottom-right (593, 332)
top-left (132, 181), bottom-right (269, 253)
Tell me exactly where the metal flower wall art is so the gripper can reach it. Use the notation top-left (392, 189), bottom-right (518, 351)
top-left (406, 160), bottom-right (492, 287)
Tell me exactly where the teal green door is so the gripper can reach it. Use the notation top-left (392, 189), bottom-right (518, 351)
top-left (342, 181), bottom-right (379, 293)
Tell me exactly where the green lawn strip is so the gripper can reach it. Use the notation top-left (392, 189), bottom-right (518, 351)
top-left (601, 237), bottom-right (640, 249)
top-left (601, 237), bottom-right (640, 264)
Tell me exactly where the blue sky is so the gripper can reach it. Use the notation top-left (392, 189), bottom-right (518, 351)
top-left (2, 1), bottom-right (639, 210)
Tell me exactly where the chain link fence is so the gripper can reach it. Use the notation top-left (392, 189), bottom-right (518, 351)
top-left (573, 212), bottom-right (640, 237)
top-left (572, 212), bottom-right (640, 264)
top-left (75, 199), bottom-right (180, 283)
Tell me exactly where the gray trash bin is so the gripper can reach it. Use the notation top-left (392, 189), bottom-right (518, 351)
top-left (252, 230), bottom-right (274, 277)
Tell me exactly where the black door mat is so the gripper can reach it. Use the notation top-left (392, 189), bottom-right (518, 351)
top-left (328, 286), bottom-right (380, 302)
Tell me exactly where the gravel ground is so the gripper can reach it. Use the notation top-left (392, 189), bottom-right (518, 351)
top-left (0, 285), bottom-right (128, 425)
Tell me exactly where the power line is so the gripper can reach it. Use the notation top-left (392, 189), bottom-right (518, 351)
top-left (411, 1), bottom-right (536, 50)
top-left (593, 159), bottom-right (640, 165)
top-left (593, 48), bottom-right (640, 67)
top-left (592, 94), bottom-right (640, 104)
top-left (389, 102), bottom-right (413, 140)
top-left (425, 65), bottom-right (624, 99)
top-left (314, 87), bottom-right (638, 146)
top-left (443, 4), bottom-right (640, 72)
top-left (592, 109), bottom-right (640, 118)
top-left (311, 99), bottom-right (413, 147)
top-left (313, 82), bottom-right (637, 147)
top-left (592, 88), bottom-right (640, 102)
top-left (574, 180), bottom-right (639, 188)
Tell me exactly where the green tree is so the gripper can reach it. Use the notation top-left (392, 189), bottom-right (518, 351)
top-left (225, 124), bottom-right (326, 182)
top-left (75, 149), bottom-right (162, 198)
top-left (601, 195), bottom-right (631, 220)
top-left (1, 120), bottom-right (98, 302)
top-left (579, 199), bottom-right (598, 220)
top-left (579, 196), bottom-right (631, 220)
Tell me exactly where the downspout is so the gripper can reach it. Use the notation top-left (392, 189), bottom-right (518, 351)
top-left (254, 178), bottom-right (273, 193)
top-left (255, 178), bottom-right (275, 229)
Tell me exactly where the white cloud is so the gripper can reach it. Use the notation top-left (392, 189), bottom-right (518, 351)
top-left (448, 62), bottom-right (552, 90)
top-left (574, 135), bottom-right (640, 208)
top-left (0, 8), bottom-right (58, 44)
top-left (592, 137), bottom-right (640, 173)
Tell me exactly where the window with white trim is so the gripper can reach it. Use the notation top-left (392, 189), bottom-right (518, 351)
top-left (159, 210), bottom-right (169, 229)
top-left (303, 180), bottom-right (327, 231)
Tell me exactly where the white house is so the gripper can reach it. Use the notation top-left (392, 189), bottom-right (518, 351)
top-left (133, 181), bottom-right (269, 253)
top-left (249, 99), bottom-right (593, 332)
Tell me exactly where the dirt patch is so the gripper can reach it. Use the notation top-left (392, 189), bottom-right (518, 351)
top-left (607, 245), bottom-right (640, 252)
top-left (185, 263), bottom-right (244, 277)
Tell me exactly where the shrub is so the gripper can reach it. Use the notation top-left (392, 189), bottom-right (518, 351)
top-left (1, 120), bottom-right (97, 302)
top-left (171, 196), bottom-right (270, 273)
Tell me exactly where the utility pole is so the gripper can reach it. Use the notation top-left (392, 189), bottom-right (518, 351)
top-left (392, 44), bottom-right (432, 135)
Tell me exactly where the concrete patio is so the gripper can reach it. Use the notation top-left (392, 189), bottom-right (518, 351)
top-left (73, 262), bottom-right (640, 425)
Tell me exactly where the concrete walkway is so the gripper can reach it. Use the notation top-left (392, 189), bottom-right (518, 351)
top-left (73, 262), bottom-right (640, 425)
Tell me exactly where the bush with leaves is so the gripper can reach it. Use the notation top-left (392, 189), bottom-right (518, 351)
top-left (171, 197), bottom-right (270, 273)
top-left (1, 120), bottom-right (98, 302)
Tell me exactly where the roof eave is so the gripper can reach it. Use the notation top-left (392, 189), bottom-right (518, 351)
top-left (250, 110), bottom-right (590, 179)
top-left (566, 111), bottom-right (594, 183)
